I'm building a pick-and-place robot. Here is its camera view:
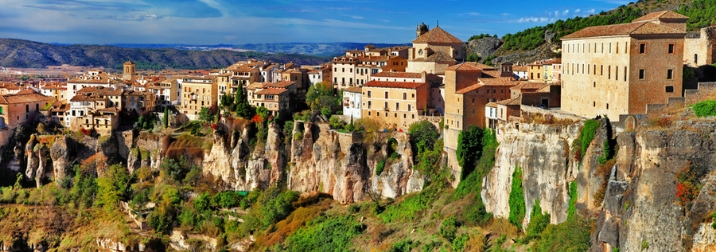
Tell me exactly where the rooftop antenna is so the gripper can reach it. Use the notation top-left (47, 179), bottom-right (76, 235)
top-left (437, 20), bottom-right (439, 27)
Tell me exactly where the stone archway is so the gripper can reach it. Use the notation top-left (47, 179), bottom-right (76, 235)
top-left (625, 116), bottom-right (636, 131)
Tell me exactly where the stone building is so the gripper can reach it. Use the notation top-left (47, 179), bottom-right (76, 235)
top-left (361, 72), bottom-right (433, 131)
top-left (406, 23), bottom-right (465, 74)
top-left (561, 10), bottom-right (688, 119)
top-left (123, 60), bottom-right (136, 81)
top-left (0, 90), bottom-right (53, 129)
top-left (684, 26), bottom-right (716, 67)
top-left (180, 76), bottom-right (217, 120)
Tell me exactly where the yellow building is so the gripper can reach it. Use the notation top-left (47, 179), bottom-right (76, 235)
top-left (360, 72), bottom-right (432, 131)
top-left (180, 76), bottom-right (218, 120)
top-left (406, 23), bottom-right (465, 74)
top-left (561, 10), bottom-right (687, 119)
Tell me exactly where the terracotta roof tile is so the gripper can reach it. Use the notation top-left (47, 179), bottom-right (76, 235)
top-left (446, 62), bottom-right (495, 71)
top-left (496, 96), bottom-right (521, 106)
top-left (255, 89), bottom-right (288, 95)
top-left (411, 51), bottom-right (457, 63)
top-left (456, 84), bottom-right (484, 94)
top-left (632, 10), bottom-right (688, 22)
top-left (364, 81), bottom-right (426, 89)
top-left (412, 26), bottom-right (464, 44)
top-left (480, 70), bottom-right (520, 86)
top-left (0, 93), bottom-right (53, 104)
top-left (371, 72), bottom-right (422, 78)
top-left (562, 21), bottom-right (684, 39)
top-left (343, 86), bottom-right (362, 93)
top-left (266, 81), bottom-right (295, 88)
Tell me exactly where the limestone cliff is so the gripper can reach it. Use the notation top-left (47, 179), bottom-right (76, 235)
top-left (287, 121), bottom-right (423, 204)
top-left (482, 121), bottom-right (582, 227)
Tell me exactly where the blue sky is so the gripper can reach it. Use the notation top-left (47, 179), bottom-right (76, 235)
top-left (0, 0), bottom-right (632, 45)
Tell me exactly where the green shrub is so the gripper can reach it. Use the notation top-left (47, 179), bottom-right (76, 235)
top-left (439, 216), bottom-right (459, 242)
top-left (524, 199), bottom-right (551, 242)
top-left (390, 239), bottom-right (415, 252)
top-left (284, 215), bottom-right (364, 252)
top-left (508, 166), bottom-right (525, 229)
top-left (212, 191), bottom-right (243, 209)
top-left (375, 159), bottom-right (386, 176)
top-left (567, 181), bottom-right (578, 221)
top-left (380, 185), bottom-right (440, 223)
top-left (452, 234), bottom-right (469, 251)
top-left (534, 217), bottom-right (591, 252)
top-left (693, 100), bottom-right (716, 117)
top-left (580, 119), bottom-right (601, 159)
top-left (456, 126), bottom-right (484, 180)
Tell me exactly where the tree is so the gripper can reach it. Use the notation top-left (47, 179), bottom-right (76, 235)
top-left (198, 107), bottom-right (214, 122)
top-left (256, 106), bottom-right (269, 123)
top-left (234, 84), bottom-right (255, 119)
top-left (163, 106), bottom-right (169, 128)
top-left (456, 126), bottom-right (484, 179)
top-left (408, 121), bottom-right (440, 154)
top-left (96, 164), bottom-right (130, 212)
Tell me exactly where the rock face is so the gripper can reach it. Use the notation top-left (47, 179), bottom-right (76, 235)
top-left (287, 121), bottom-right (423, 204)
top-left (591, 122), bottom-right (716, 252)
top-left (127, 132), bottom-right (166, 173)
top-left (482, 121), bottom-right (582, 227)
top-left (466, 37), bottom-right (502, 60)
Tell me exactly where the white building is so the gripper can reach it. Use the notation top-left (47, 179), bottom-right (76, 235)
top-left (342, 86), bottom-right (362, 119)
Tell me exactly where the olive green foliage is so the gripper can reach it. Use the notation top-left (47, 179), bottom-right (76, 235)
top-left (567, 181), bottom-right (578, 221)
top-left (256, 106), bottom-right (269, 122)
top-left (241, 186), bottom-right (299, 233)
top-left (466, 53), bottom-right (480, 62)
top-left (501, 5), bottom-right (642, 51)
top-left (69, 165), bottom-right (98, 209)
top-left (452, 129), bottom-right (498, 226)
top-left (212, 191), bottom-right (243, 209)
top-left (306, 82), bottom-right (337, 116)
top-left (456, 126), bottom-right (484, 180)
top-left (508, 166), bottom-right (525, 229)
top-left (468, 33), bottom-right (497, 41)
top-left (375, 159), bottom-right (386, 176)
top-left (408, 121), bottom-right (439, 154)
top-left (329, 116), bottom-right (346, 130)
top-left (439, 216), bottom-right (459, 242)
top-left (163, 106), bottom-right (169, 128)
top-left (96, 164), bottom-right (131, 211)
top-left (452, 234), bottom-right (470, 251)
top-left (379, 183), bottom-right (442, 223)
top-left (684, 66), bottom-right (699, 84)
top-left (160, 157), bottom-right (198, 184)
top-left (534, 217), bottom-right (592, 252)
top-left (524, 199), bottom-right (551, 242)
top-left (598, 119), bottom-right (616, 164)
top-left (580, 119), bottom-right (601, 159)
top-left (234, 84), bottom-right (255, 119)
top-left (678, 0), bottom-right (716, 31)
top-left (283, 215), bottom-right (364, 251)
top-left (390, 239), bottom-right (416, 252)
top-left (692, 100), bottom-right (716, 117)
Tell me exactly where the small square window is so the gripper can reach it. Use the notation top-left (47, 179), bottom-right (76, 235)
top-left (639, 43), bottom-right (646, 54)
top-left (666, 86), bottom-right (674, 93)
top-left (668, 44), bottom-right (674, 54)
top-left (639, 69), bottom-right (645, 79)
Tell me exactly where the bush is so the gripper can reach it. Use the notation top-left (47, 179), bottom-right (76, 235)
top-left (693, 100), bottom-right (716, 117)
top-left (456, 126), bottom-right (484, 180)
top-left (580, 119), bottom-right (601, 159)
top-left (408, 121), bottom-right (440, 155)
top-left (284, 215), bottom-right (364, 252)
top-left (524, 199), bottom-right (551, 242)
top-left (508, 166), bottom-right (525, 229)
top-left (439, 216), bottom-right (459, 242)
top-left (212, 191), bottom-right (243, 209)
top-left (452, 234), bottom-right (470, 251)
top-left (567, 181), bottom-right (578, 221)
top-left (390, 239), bottom-right (415, 252)
top-left (375, 159), bottom-right (386, 176)
top-left (534, 217), bottom-right (591, 252)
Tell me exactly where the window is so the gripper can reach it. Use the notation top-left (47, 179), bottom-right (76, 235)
top-left (615, 66), bottom-right (618, 80)
top-left (593, 101), bottom-right (595, 107)
top-left (639, 69), bottom-right (645, 79)
top-left (367, 91), bottom-right (371, 98)
top-left (606, 103), bottom-right (609, 109)
top-left (666, 86), bottom-right (674, 92)
top-left (624, 67), bottom-right (627, 81)
top-left (667, 69), bottom-right (673, 79)
top-left (593, 82), bottom-right (596, 87)
top-left (395, 103), bottom-right (399, 111)
top-left (408, 104), bottom-right (411, 111)
top-left (368, 101), bottom-right (371, 109)
top-left (695, 54), bottom-right (699, 64)
top-left (601, 65), bottom-right (603, 76)
top-left (668, 44), bottom-right (674, 54)
top-left (639, 43), bottom-right (646, 54)
top-left (403, 93), bottom-right (407, 100)
top-left (384, 92), bottom-right (388, 99)
top-left (608, 66), bottom-right (611, 79)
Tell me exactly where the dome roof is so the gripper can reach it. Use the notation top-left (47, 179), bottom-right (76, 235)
top-left (417, 22), bottom-right (428, 32)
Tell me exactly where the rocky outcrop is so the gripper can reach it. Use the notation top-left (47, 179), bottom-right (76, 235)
top-left (482, 121), bottom-right (582, 227)
top-left (466, 37), bottom-right (502, 60)
top-left (288, 121), bottom-right (423, 204)
top-left (127, 133), bottom-right (167, 173)
top-left (592, 122), bottom-right (716, 252)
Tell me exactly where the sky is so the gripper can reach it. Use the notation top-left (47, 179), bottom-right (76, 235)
top-left (0, 0), bottom-right (633, 45)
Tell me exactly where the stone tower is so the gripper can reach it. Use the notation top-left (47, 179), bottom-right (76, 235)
top-left (123, 60), bottom-right (136, 81)
top-left (416, 22), bottom-right (429, 38)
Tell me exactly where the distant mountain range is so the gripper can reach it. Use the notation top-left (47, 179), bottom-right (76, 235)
top-left (1, 39), bottom-right (401, 70)
top-left (101, 42), bottom-right (406, 57)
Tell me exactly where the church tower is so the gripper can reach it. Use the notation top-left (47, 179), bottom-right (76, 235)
top-left (416, 22), bottom-right (429, 38)
top-left (123, 60), bottom-right (136, 81)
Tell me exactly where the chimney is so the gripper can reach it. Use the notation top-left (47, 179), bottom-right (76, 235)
top-left (500, 62), bottom-right (513, 77)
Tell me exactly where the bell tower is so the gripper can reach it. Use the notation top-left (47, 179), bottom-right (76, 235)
top-left (416, 22), bottom-right (429, 38)
top-left (123, 60), bottom-right (136, 81)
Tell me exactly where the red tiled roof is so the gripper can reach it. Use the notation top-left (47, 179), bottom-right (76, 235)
top-left (446, 62), bottom-right (494, 71)
top-left (371, 72), bottom-right (422, 78)
top-left (255, 88), bottom-right (288, 95)
top-left (412, 26), bottom-right (464, 44)
top-left (632, 10), bottom-right (688, 22)
top-left (0, 93), bottom-right (53, 104)
top-left (480, 70), bottom-right (520, 86)
top-left (363, 81), bottom-right (426, 89)
top-left (455, 84), bottom-right (484, 94)
top-left (561, 21), bottom-right (684, 39)
top-left (343, 86), bottom-right (362, 93)
top-left (411, 51), bottom-right (457, 63)
top-left (496, 96), bottom-right (521, 106)
top-left (266, 81), bottom-right (295, 88)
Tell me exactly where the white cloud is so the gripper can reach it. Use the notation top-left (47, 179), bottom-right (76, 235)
top-left (467, 12), bottom-right (481, 16)
top-left (587, 8), bottom-right (596, 13)
top-left (564, 9), bottom-right (570, 15)
top-left (515, 17), bottom-right (549, 23)
top-left (575, 9), bottom-right (581, 13)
